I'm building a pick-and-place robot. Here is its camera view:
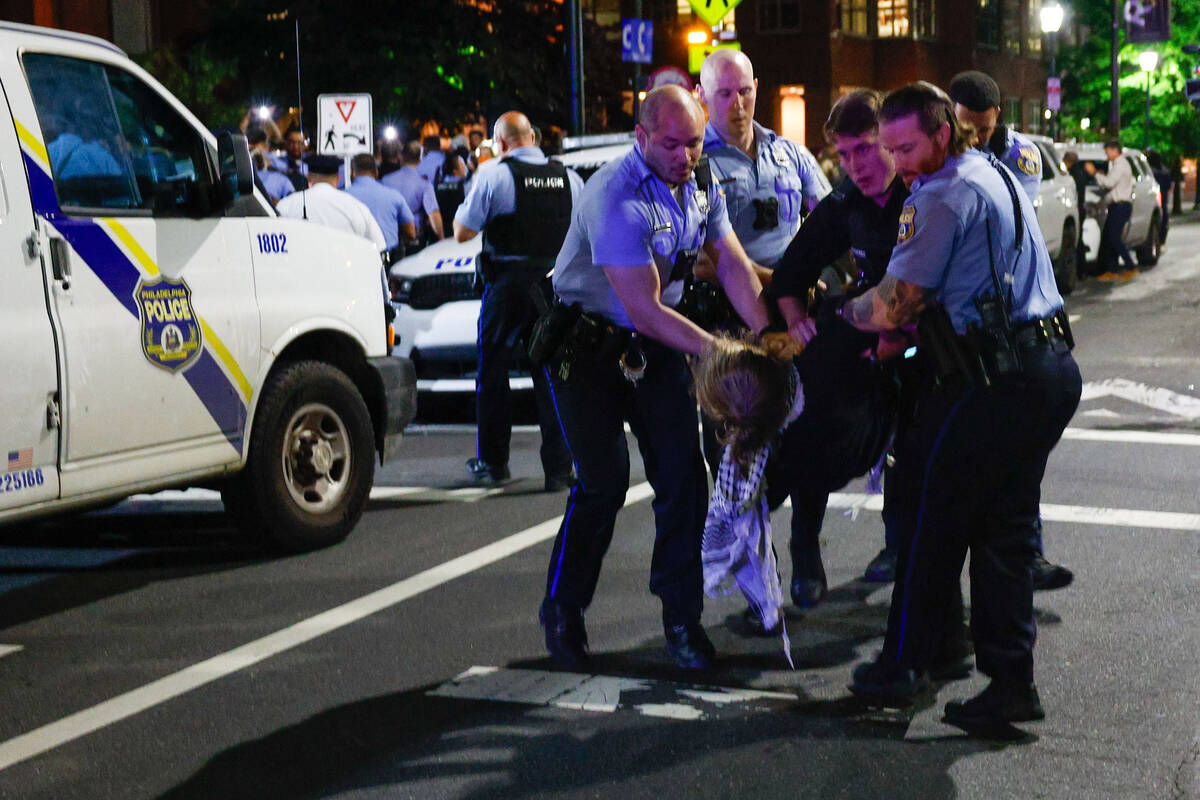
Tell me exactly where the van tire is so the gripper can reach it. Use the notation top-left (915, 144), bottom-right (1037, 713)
top-left (224, 360), bottom-right (375, 552)
top-left (1054, 220), bottom-right (1078, 295)
top-left (1136, 214), bottom-right (1161, 267)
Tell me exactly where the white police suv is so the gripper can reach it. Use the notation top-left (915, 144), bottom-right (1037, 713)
top-left (390, 136), bottom-right (633, 392)
top-left (0, 23), bottom-right (416, 550)
top-left (1023, 133), bottom-right (1082, 294)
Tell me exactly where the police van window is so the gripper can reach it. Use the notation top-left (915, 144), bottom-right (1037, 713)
top-left (23, 53), bottom-right (140, 211)
top-left (23, 53), bottom-right (214, 217)
top-left (1036, 143), bottom-right (1057, 181)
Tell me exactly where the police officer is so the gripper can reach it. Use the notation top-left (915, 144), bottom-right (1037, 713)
top-left (540, 86), bottom-right (770, 671)
top-left (381, 140), bottom-right (446, 249)
top-left (277, 127), bottom-right (310, 193)
top-left (275, 154), bottom-right (386, 250)
top-left (841, 84), bottom-right (1081, 735)
top-left (346, 152), bottom-right (416, 264)
top-left (952, 71), bottom-right (1075, 592)
top-left (949, 71), bottom-right (1041, 204)
top-left (698, 49), bottom-right (830, 270)
top-left (453, 111), bottom-right (577, 490)
top-left (768, 89), bottom-right (911, 620)
top-left (245, 126), bottom-right (294, 204)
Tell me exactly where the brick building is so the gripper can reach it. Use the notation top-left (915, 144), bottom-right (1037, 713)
top-left (0, 0), bottom-right (205, 55)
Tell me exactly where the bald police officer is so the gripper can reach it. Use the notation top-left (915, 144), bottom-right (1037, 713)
top-left (539, 86), bottom-right (771, 671)
top-left (453, 111), bottom-right (577, 490)
top-left (841, 84), bottom-right (1081, 735)
top-left (949, 71), bottom-right (1041, 204)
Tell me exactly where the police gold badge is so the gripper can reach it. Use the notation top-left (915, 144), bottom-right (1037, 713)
top-left (897, 204), bottom-right (916, 243)
top-left (135, 277), bottom-right (202, 373)
top-left (1017, 145), bottom-right (1039, 176)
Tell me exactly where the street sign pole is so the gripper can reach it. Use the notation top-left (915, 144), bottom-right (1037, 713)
top-left (633, 0), bottom-right (642, 124)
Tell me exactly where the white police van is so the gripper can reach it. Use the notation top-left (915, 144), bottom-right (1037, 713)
top-left (0, 23), bottom-right (416, 550)
top-left (390, 136), bottom-right (634, 392)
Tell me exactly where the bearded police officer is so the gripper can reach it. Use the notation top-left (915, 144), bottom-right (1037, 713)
top-left (949, 71), bottom-right (1041, 204)
top-left (538, 86), bottom-right (770, 671)
top-left (841, 84), bottom-right (1081, 736)
top-left (453, 111), bottom-right (578, 490)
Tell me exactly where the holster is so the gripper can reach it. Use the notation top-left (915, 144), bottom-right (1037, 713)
top-left (676, 275), bottom-right (737, 331)
top-left (915, 306), bottom-right (985, 392)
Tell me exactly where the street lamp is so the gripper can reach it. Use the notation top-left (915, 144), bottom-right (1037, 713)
top-left (1041, 2), bottom-right (1064, 138)
top-left (1140, 49), bottom-right (1159, 151)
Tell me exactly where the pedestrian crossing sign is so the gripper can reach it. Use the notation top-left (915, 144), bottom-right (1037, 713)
top-left (689, 0), bottom-right (743, 27)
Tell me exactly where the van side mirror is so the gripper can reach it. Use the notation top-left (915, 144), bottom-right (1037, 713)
top-left (217, 132), bottom-right (254, 200)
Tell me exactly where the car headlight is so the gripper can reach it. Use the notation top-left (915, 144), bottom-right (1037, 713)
top-left (391, 278), bottom-right (414, 304)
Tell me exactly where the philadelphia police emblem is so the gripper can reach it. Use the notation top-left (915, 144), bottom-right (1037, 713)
top-left (1017, 145), bottom-right (1040, 176)
top-left (897, 204), bottom-right (916, 243)
top-left (135, 276), bottom-right (202, 373)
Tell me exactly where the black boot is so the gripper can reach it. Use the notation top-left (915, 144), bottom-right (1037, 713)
top-left (663, 614), bottom-right (715, 671)
top-left (539, 598), bottom-right (589, 670)
top-left (848, 656), bottom-right (929, 708)
top-left (790, 545), bottom-right (828, 609)
top-left (1031, 553), bottom-right (1073, 591)
top-left (944, 680), bottom-right (1045, 732)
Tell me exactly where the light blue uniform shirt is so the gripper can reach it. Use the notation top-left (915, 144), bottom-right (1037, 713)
top-left (256, 167), bottom-right (294, 202)
top-left (455, 147), bottom-right (584, 263)
top-left (702, 121), bottom-right (830, 266)
top-left (381, 164), bottom-right (439, 220)
top-left (346, 176), bottom-right (415, 250)
top-left (992, 127), bottom-right (1042, 205)
top-left (48, 133), bottom-right (122, 179)
top-left (553, 143), bottom-right (733, 329)
top-left (887, 149), bottom-right (1062, 335)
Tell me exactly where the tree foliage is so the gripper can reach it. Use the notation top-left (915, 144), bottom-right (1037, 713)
top-left (1058, 0), bottom-right (1200, 159)
top-left (138, 0), bottom-right (625, 136)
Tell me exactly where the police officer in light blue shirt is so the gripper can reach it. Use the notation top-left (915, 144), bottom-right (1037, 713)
top-left (697, 49), bottom-right (831, 269)
top-left (950, 71), bottom-right (1041, 204)
top-left (540, 86), bottom-right (771, 674)
top-left (381, 140), bottom-right (445, 246)
top-left (346, 153), bottom-right (415, 258)
top-left (839, 83), bottom-right (1081, 735)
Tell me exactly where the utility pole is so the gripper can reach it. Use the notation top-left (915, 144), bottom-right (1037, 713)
top-left (568, 0), bottom-right (585, 135)
top-left (632, 0), bottom-right (642, 125)
top-left (1111, 0), bottom-right (1121, 136)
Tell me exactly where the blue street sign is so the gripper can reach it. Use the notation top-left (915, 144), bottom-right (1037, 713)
top-left (621, 18), bottom-right (653, 65)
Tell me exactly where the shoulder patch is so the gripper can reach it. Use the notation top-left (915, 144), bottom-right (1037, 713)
top-left (1016, 145), bottom-right (1040, 176)
top-left (897, 204), bottom-right (916, 243)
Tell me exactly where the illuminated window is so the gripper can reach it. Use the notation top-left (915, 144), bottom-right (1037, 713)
top-left (779, 86), bottom-right (806, 148)
top-left (759, 0), bottom-right (801, 31)
top-left (878, 0), bottom-right (909, 37)
top-left (1002, 0), bottom-right (1021, 54)
top-left (840, 0), bottom-right (869, 35)
top-left (676, 0), bottom-right (691, 18)
top-left (879, 0), bottom-right (936, 40)
top-left (1026, 0), bottom-right (1043, 53)
top-left (912, 0), bottom-right (936, 38)
top-left (1005, 97), bottom-right (1022, 128)
top-left (1027, 99), bottom-right (1043, 133)
top-left (978, 0), bottom-right (1000, 47)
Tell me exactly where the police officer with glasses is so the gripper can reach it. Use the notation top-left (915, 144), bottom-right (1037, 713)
top-left (840, 83), bottom-right (1081, 737)
top-left (537, 86), bottom-right (771, 672)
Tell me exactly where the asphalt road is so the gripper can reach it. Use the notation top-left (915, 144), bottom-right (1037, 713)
top-left (1, 218), bottom-right (1199, 799)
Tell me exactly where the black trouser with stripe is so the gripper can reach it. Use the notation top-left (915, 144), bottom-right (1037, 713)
top-left (881, 344), bottom-right (1081, 684)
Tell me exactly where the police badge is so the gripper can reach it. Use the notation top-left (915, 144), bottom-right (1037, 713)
top-left (135, 276), bottom-right (203, 373)
top-left (1017, 145), bottom-right (1040, 176)
top-left (897, 204), bottom-right (916, 243)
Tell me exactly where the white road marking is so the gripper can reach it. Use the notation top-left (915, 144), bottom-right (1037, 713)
top-left (1061, 428), bottom-right (1200, 446)
top-left (1068, 314), bottom-right (1081, 323)
top-left (428, 666), bottom-right (795, 721)
top-left (0, 484), bottom-right (656, 772)
top-left (823, 494), bottom-right (1200, 531)
top-left (1080, 379), bottom-right (1200, 419)
top-left (1079, 409), bottom-right (1122, 418)
top-left (0, 645), bottom-right (22, 659)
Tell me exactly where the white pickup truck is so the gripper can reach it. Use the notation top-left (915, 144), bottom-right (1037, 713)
top-left (0, 22), bottom-right (416, 550)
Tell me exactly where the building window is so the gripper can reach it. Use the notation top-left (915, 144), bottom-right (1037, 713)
top-left (779, 86), bottom-right (806, 148)
top-left (978, 0), bottom-right (1000, 47)
top-left (1026, 0), bottom-right (1043, 53)
top-left (1002, 0), bottom-right (1021, 55)
top-left (1005, 97), bottom-right (1022, 129)
top-left (878, 0), bottom-right (910, 37)
top-left (760, 0), bottom-right (801, 31)
top-left (1027, 99), bottom-right (1044, 134)
top-left (840, 0), bottom-right (869, 35)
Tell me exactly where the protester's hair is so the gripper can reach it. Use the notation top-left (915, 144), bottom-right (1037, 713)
top-left (1062, 150), bottom-right (1078, 166)
top-left (639, 85), bottom-right (702, 134)
top-left (245, 126), bottom-right (268, 146)
top-left (880, 82), bottom-right (972, 157)
top-left (380, 140), bottom-right (402, 163)
top-left (1105, 138), bottom-right (1122, 152)
top-left (351, 152), bottom-right (377, 174)
top-left (421, 134), bottom-right (441, 153)
top-left (402, 140), bottom-right (422, 164)
top-left (692, 334), bottom-right (796, 469)
top-left (948, 71), bottom-right (1002, 113)
top-left (824, 89), bottom-right (883, 143)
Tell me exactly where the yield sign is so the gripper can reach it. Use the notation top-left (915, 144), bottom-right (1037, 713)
top-left (689, 0), bottom-right (743, 27)
top-left (335, 100), bottom-right (356, 123)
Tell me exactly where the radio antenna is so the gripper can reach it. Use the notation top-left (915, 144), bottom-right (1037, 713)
top-left (295, 17), bottom-right (307, 220)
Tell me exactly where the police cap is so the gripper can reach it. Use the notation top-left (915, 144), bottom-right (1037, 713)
top-left (949, 71), bottom-right (1002, 112)
top-left (306, 154), bottom-right (342, 175)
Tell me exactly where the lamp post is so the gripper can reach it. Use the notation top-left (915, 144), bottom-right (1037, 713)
top-left (1040, 2), bottom-right (1064, 138)
top-left (1139, 49), bottom-right (1159, 151)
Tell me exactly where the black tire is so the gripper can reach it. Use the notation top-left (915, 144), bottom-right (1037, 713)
top-left (223, 360), bottom-right (375, 552)
top-left (1054, 220), bottom-right (1078, 296)
top-left (1136, 213), bottom-right (1161, 267)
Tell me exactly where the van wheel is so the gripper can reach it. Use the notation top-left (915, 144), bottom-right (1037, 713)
top-left (1054, 220), bottom-right (1078, 295)
top-left (223, 360), bottom-right (375, 552)
top-left (1136, 214), bottom-right (1161, 267)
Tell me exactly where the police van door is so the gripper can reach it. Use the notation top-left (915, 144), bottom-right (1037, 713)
top-left (0, 77), bottom-right (60, 511)
top-left (16, 50), bottom-right (259, 496)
